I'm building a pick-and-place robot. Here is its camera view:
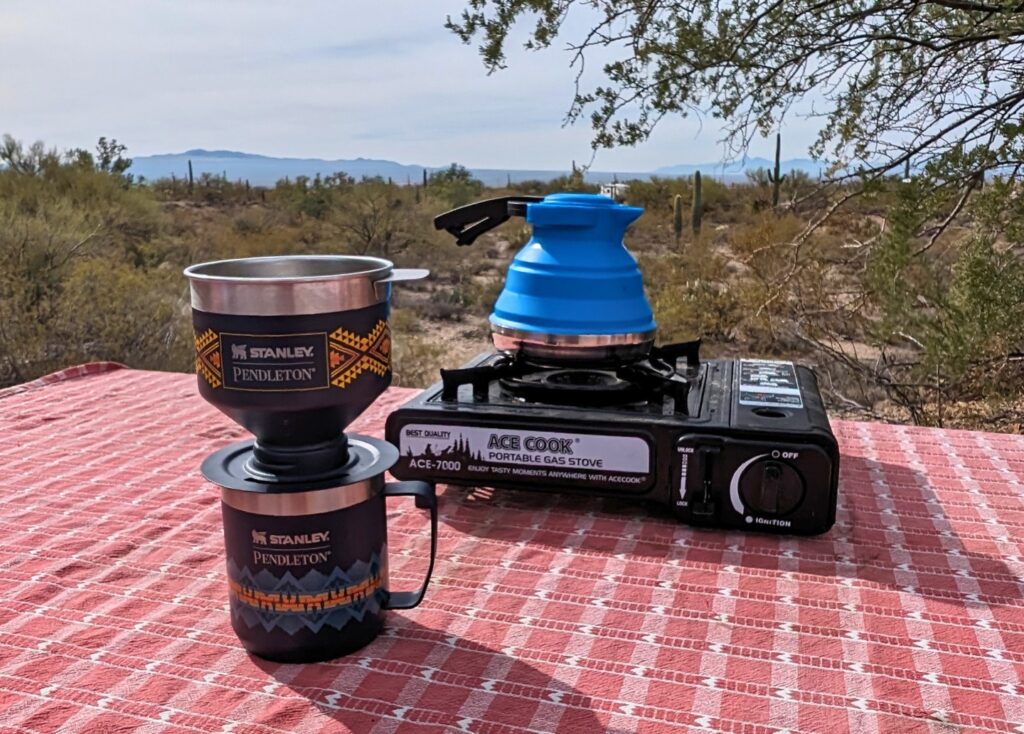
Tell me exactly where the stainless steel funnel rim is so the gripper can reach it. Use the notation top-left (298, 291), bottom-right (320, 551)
top-left (185, 255), bottom-right (400, 316)
top-left (183, 254), bottom-right (393, 284)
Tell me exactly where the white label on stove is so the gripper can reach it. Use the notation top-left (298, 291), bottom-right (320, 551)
top-left (398, 424), bottom-right (650, 474)
top-left (738, 359), bottom-right (803, 409)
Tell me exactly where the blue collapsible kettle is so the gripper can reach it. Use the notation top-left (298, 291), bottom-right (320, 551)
top-left (434, 193), bottom-right (656, 364)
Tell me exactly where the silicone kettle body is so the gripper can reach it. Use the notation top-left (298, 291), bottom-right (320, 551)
top-left (434, 193), bottom-right (656, 364)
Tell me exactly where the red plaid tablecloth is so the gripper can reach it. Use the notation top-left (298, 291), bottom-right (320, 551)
top-left (1, 365), bottom-right (1023, 733)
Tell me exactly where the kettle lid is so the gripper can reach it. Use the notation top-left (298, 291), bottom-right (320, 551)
top-left (524, 193), bottom-right (643, 230)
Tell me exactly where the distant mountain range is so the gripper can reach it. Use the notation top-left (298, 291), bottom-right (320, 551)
top-left (128, 149), bottom-right (823, 187)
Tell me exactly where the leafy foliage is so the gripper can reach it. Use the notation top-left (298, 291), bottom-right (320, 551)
top-left (427, 163), bottom-right (485, 207)
top-left (928, 237), bottom-right (1024, 384)
top-left (449, 1), bottom-right (1024, 190)
top-left (331, 179), bottom-right (417, 258)
top-left (0, 136), bottom-right (177, 382)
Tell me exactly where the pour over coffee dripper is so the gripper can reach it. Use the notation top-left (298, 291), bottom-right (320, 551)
top-left (185, 255), bottom-right (426, 479)
top-left (185, 255), bottom-right (438, 663)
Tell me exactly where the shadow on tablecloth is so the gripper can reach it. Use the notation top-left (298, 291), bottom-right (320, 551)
top-left (250, 617), bottom-right (617, 732)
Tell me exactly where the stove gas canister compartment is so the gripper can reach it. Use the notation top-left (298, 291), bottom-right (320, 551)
top-left (673, 435), bottom-right (836, 535)
top-left (390, 422), bottom-right (657, 494)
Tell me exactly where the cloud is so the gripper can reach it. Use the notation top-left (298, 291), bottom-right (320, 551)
top-left (303, 32), bottom-right (443, 61)
top-left (0, 0), bottom-right (819, 170)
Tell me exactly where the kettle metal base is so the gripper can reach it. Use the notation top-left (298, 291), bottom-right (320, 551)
top-left (491, 325), bottom-right (655, 366)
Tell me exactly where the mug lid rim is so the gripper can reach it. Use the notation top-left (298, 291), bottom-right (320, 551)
top-left (206, 437), bottom-right (398, 499)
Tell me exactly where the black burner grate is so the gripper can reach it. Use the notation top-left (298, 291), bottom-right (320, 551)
top-left (439, 340), bottom-right (701, 414)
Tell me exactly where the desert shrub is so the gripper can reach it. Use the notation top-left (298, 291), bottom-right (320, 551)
top-left (0, 138), bottom-right (174, 383)
top-left (426, 164), bottom-right (485, 207)
top-left (330, 181), bottom-right (420, 259)
top-left (232, 207), bottom-right (274, 235)
top-left (452, 277), bottom-right (504, 313)
top-left (57, 260), bottom-right (190, 371)
top-left (511, 179), bottom-right (551, 195)
top-left (927, 237), bottom-right (1024, 379)
top-left (489, 169), bottom-right (600, 196)
top-left (640, 242), bottom-right (741, 344)
top-left (181, 173), bottom-right (253, 206)
top-left (621, 176), bottom-right (689, 213)
top-left (745, 168), bottom-right (816, 202)
top-left (623, 175), bottom-right (735, 221)
top-left (389, 308), bottom-right (423, 335)
top-left (863, 187), bottom-right (940, 341)
top-left (391, 335), bottom-right (447, 387)
top-left (396, 222), bottom-right (486, 284)
top-left (726, 213), bottom-right (808, 299)
top-left (545, 172), bottom-right (599, 193)
top-left (270, 172), bottom-right (353, 219)
top-left (504, 222), bottom-right (532, 249)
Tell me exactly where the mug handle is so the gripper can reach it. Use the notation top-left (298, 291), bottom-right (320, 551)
top-left (382, 481), bottom-right (438, 610)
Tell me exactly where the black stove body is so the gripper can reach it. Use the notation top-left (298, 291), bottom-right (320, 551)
top-left (384, 342), bottom-right (839, 535)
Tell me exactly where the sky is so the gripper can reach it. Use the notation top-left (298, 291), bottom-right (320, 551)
top-left (0, 1), bottom-right (823, 171)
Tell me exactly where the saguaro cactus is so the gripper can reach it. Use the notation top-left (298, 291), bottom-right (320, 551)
top-left (188, 159), bottom-right (194, 193)
top-left (691, 171), bottom-right (703, 236)
top-left (673, 194), bottom-right (684, 243)
top-left (767, 133), bottom-right (786, 208)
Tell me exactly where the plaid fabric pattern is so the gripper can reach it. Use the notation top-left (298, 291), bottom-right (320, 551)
top-left (0, 367), bottom-right (1022, 733)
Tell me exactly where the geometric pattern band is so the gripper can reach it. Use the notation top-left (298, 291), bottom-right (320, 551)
top-left (226, 555), bottom-right (387, 635)
top-left (194, 328), bottom-right (222, 388)
top-left (329, 320), bottom-right (391, 389)
top-left (228, 572), bottom-right (383, 614)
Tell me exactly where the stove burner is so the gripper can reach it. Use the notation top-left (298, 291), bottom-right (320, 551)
top-left (500, 367), bottom-right (646, 406)
top-left (547, 370), bottom-right (621, 387)
top-left (439, 340), bottom-right (701, 414)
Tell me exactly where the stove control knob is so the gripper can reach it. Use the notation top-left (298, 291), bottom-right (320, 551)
top-left (737, 459), bottom-right (804, 516)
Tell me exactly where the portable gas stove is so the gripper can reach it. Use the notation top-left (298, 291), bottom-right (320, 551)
top-left (386, 193), bottom-right (839, 535)
top-left (385, 340), bottom-right (839, 535)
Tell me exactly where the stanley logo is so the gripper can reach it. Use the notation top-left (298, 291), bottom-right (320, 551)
top-left (251, 530), bottom-right (330, 546)
top-left (230, 344), bottom-right (314, 361)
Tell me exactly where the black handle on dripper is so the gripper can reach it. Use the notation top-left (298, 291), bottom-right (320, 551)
top-left (433, 196), bottom-right (544, 246)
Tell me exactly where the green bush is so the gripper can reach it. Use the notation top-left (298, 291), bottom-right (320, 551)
top-left (426, 164), bottom-right (484, 207)
top-left (921, 237), bottom-right (1024, 390)
top-left (0, 138), bottom-right (173, 382)
top-left (639, 243), bottom-right (741, 344)
top-left (623, 175), bottom-right (733, 217)
top-left (58, 260), bottom-right (190, 371)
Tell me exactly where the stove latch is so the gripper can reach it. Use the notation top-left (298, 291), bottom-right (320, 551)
top-left (675, 438), bottom-right (721, 518)
top-left (692, 445), bottom-right (719, 517)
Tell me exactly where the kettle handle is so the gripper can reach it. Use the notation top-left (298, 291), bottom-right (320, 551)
top-left (433, 196), bottom-right (544, 246)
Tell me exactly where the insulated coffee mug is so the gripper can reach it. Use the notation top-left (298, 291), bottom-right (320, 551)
top-left (218, 469), bottom-right (437, 663)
